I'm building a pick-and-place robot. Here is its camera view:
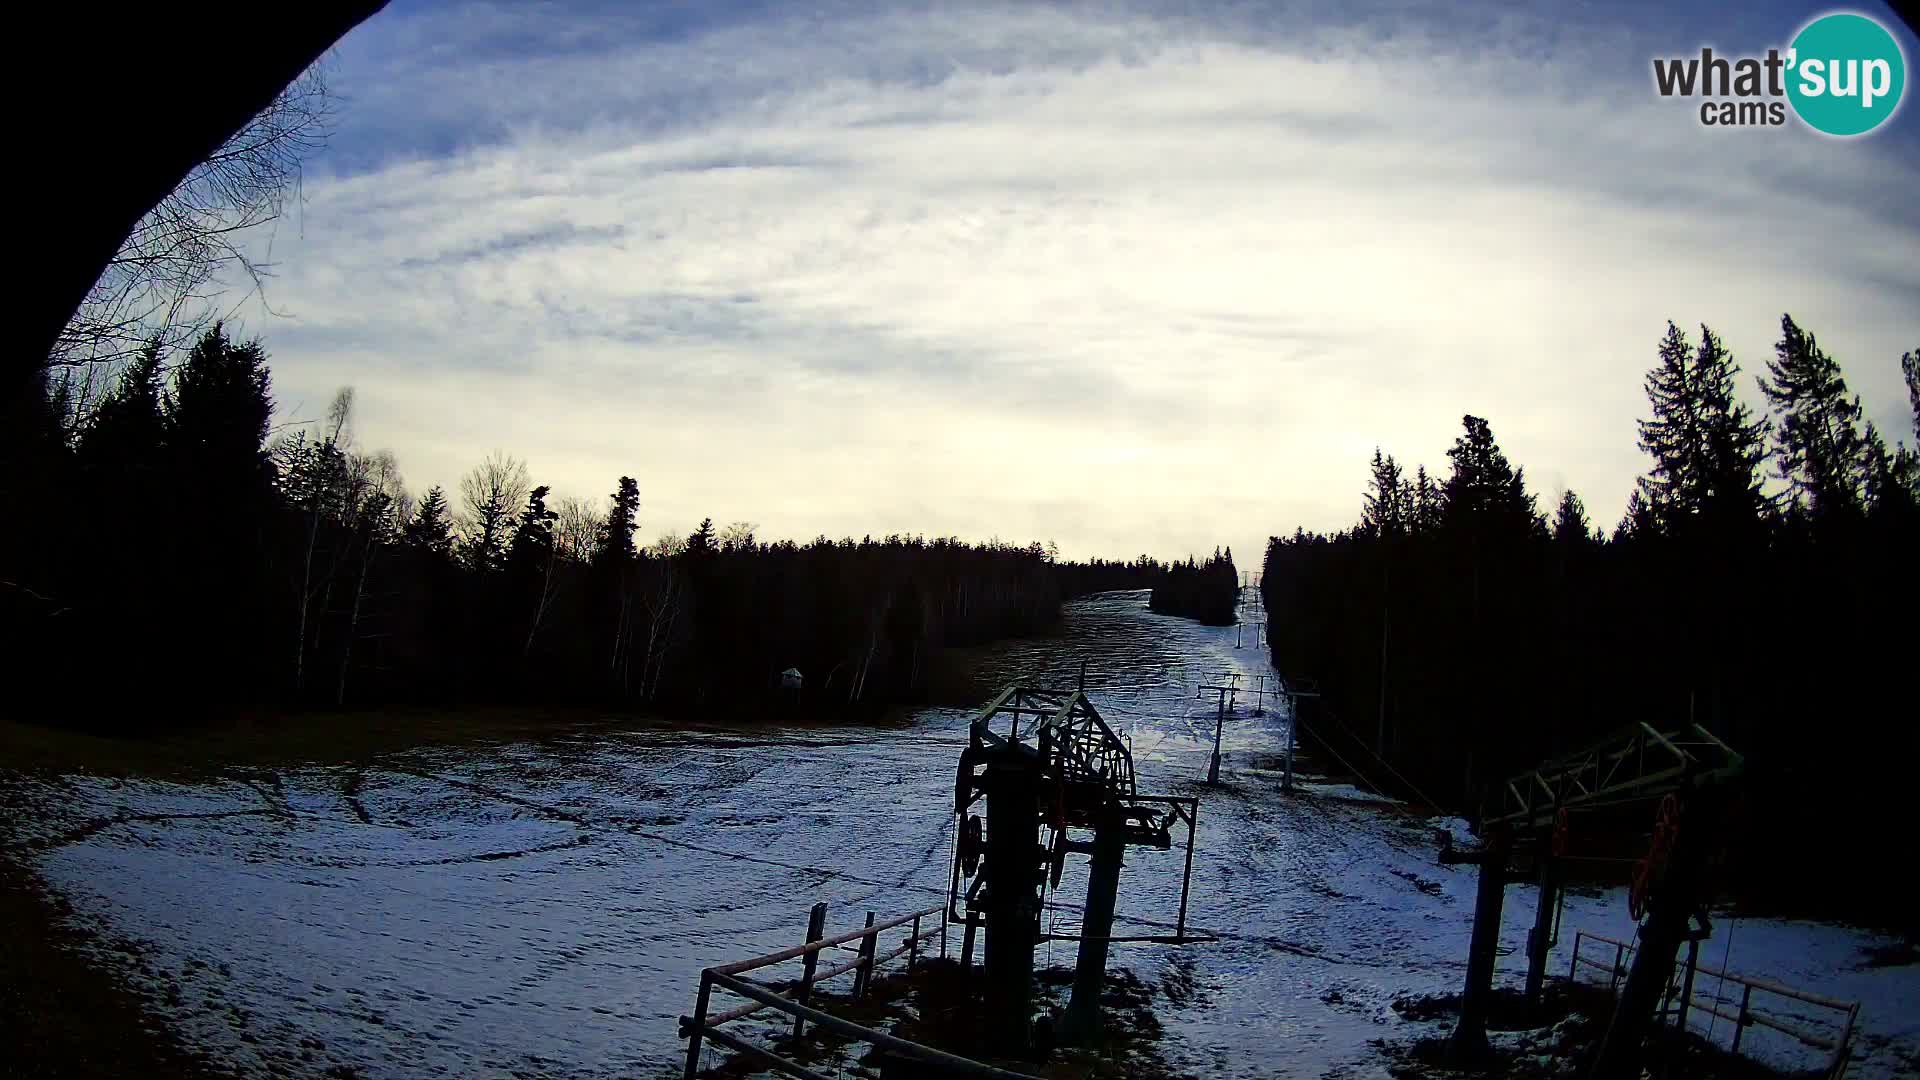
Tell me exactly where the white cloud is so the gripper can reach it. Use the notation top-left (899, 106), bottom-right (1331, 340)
top-left (246, 2), bottom-right (1920, 563)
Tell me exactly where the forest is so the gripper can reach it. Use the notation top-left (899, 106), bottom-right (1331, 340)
top-left (0, 328), bottom-right (1181, 724)
top-left (1148, 549), bottom-right (1242, 624)
top-left (1260, 315), bottom-right (1919, 928)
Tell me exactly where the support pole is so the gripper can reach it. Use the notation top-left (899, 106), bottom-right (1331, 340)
top-left (853, 910), bottom-right (877, 999)
top-left (1282, 704), bottom-right (1297, 792)
top-left (1674, 937), bottom-right (1699, 1037)
top-left (1525, 855), bottom-right (1561, 1010)
top-left (1207, 689), bottom-right (1225, 784)
top-left (1174, 802), bottom-right (1197, 939)
top-left (961, 916), bottom-right (977, 970)
top-left (1063, 814), bottom-right (1126, 1041)
top-left (791, 901), bottom-right (828, 1040)
top-left (981, 749), bottom-right (1041, 1048)
top-left (1591, 796), bottom-right (1710, 1080)
top-left (1447, 838), bottom-right (1511, 1064)
top-left (683, 971), bottom-right (713, 1079)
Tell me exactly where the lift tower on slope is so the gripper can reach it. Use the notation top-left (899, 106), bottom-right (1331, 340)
top-left (1435, 722), bottom-right (1743, 1078)
top-left (949, 683), bottom-right (1207, 1050)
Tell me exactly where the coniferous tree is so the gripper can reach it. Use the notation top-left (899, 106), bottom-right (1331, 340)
top-left (1362, 449), bottom-right (1410, 538)
top-left (1633, 322), bottom-right (1770, 539)
top-left (1412, 466), bottom-right (1443, 535)
top-left (686, 517), bottom-right (717, 557)
top-left (167, 324), bottom-right (273, 493)
top-left (77, 341), bottom-right (167, 471)
top-left (597, 477), bottom-right (640, 566)
top-left (1759, 314), bottom-right (1865, 522)
top-left (1552, 490), bottom-right (1595, 546)
top-left (403, 486), bottom-right (456, 559)
top-left (1691, 326), bottom-right (1773, 538)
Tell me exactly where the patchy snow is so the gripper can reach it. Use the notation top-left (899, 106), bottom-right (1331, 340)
top-left (5, 592), bottom-right (1915, 1079)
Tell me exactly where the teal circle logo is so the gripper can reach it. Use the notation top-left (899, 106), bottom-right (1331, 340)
top-left (1787, 13), bottom-right (1906, 136)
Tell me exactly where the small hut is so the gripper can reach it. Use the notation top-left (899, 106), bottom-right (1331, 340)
top-left (779, 667), bottom-right (804, 691)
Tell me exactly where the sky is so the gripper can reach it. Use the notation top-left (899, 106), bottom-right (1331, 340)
top-left (240, 0), bottom-right (1920, 566)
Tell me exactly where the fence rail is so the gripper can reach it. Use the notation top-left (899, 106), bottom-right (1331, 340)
top-left (679, 902), bottom-right (1040, 1080)
top-left (1567, 929), bottom-right (1860, 1079)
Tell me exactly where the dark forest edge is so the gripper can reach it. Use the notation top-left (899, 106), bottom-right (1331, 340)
top-left (1148, 548), bottom-right (1241, 625)
top-left (1261, 314), bottom-right (1919, 931)
top-left (1, 328), bottom-right (1190, 730)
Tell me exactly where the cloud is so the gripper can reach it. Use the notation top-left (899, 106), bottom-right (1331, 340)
top-left (245, 0), bottom-right (1920, 563)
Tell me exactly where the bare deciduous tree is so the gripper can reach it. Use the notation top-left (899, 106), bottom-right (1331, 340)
top-left (52, 70), bottom-right (336, 381)
top-left (553, 495), bottom-right (605, 565)
top-left (458, 451), bottom-right (531, 572)
top-left (336, 449), bottom-right (404, 703)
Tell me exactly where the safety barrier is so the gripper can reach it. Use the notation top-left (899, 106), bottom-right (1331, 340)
top-left (1568, 929), bottom-right (1861, 1079)
top-left (678, 902), bottom-right (1042, 1080)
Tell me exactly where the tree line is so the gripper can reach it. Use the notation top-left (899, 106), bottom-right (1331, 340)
top-left (1, 327), bottom-right (1162, 724)
top-left (1260, 314), bottom-right (1918, 927)
top-left (1149, 548), bottom-right (1241, 624)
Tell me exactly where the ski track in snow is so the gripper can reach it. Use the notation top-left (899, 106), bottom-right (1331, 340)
top-left (4, 592), bottom-right (1915, 1079)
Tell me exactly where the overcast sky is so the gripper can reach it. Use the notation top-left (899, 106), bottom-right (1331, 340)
top-left (243, 0), bottom-right (1920, 566)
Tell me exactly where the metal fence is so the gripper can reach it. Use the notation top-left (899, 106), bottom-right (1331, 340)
top-left (678, 902), bottom-right (1042, 1080)
top-left (1568, 929), bottom-right (1861, 1079)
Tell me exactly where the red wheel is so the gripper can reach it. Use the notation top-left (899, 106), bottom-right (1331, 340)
top-left (1628, 858), bottom-right (1650, 921)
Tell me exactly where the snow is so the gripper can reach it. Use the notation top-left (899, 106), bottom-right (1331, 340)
top-left (5, 591), bottom-right (1915, 1079)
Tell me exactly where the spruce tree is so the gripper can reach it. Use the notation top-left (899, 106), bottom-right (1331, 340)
top-left (1634, 322), bottom-right (1699, 533)
top-left (78, 340), bottom-right (166, 470)
top-left (1690, 325), bottom-right (1772, 536)
top-left (1442, 415), bottom-right (1537, 539)
top-left (1633, 322), bottom-right (1769, 538)
top-left (508, 485), bottom-right (558, 572)
top-left (1758, 314), bottom-right (1865, 521)
top-left (1553, 490), bottom-right (1595, 545)
top-left (1363, 449), bottom-right (1409, 538)
top-left (404, 486), bottom-right (455, 559)
top-left (597, 476), bottom-right (640, 565)
top-left (167, 324), bottom-right (273, 491)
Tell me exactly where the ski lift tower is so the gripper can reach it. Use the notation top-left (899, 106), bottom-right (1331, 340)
top-left (1436, 722), bottom-right (1743, 1076)
top-left (949, 682), bottom-right (1207, 1050)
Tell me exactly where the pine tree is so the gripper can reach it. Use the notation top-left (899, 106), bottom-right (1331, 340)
top-left (1759, 314), bottom-right (1864, 521)
top-left (1903, 348), bottom-right (1919, 443)
top-left (1616, 488), bottom-right (1655, 541)
top-left (508, 485), bottom-right (558, 571)
top-left (1634, 322), bottom-right (1700, 533)
top-left (597, 476), bottom-right (640, 565)
top-left (1633, 322), bottom-right (1770, 537)
top-left (1442, 415), bottom-right (1537, 538)
top-left (167, 324), bottom-right (273, 491)
top-left (686, 517), bottom-right (716, 557)
top-left (403, 486), bottom-right (455, 559)
top-left (1553, 490), bottom-right (1595, 545)
top-left (1690, 325), bottom-right (1772, 535)
top-left (1363, 449), bottom-right (1410, 538)
top-left (78, 340), bottom-right (166, 470)
top-left (1412, 466), bottom-right (1443, 535)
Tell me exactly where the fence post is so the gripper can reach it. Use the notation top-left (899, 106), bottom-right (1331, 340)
top-left (908, 914), bottom-right (922, 970)
top-left (1731, 984), bottom-right (1753, 1054)
top-left (1828, 1004), bottom-right (1857, 1079)
top-left (1611, 942), bottom-right (1626, 1000)
top-left (854, 911), bottom-right (878, 999)
top-left (1569, 933), bottom-right (1582, 985)
top-left (1674, 938), bottom-right (1699, 1037)
top-left (682, 969), bottom-right (713, 1080)
top-left (791, 901), bottom-right (829, 1041)
top-left (961, 915), bottom-right (977, 969)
